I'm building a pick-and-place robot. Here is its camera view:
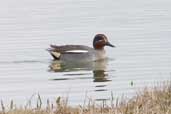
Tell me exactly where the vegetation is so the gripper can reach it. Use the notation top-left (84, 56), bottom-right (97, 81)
top-left (1, 82), bottom-right (171, 114)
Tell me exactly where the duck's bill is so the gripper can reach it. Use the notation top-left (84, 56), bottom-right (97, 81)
top-left (106, 42), bottom-right (115, 47)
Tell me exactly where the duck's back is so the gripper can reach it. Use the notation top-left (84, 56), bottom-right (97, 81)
top-left (48, 45), bottom-right (96, 62)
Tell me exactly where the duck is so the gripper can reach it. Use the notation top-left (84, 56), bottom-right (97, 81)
top-left (48, 34), bottom-right (115, 62)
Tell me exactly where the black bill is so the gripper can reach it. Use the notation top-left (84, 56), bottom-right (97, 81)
top-left (106, 42), bottom-right (115, 47)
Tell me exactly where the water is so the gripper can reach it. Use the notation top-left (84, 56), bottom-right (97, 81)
top-left (0, 0), bottom-right (171, 106)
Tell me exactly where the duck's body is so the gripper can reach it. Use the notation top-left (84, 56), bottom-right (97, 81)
top-left (48, 34), bottom-right (114, 62)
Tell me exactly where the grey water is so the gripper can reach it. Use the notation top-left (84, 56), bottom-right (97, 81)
top-left (0, 0), bottom-right (171, 106)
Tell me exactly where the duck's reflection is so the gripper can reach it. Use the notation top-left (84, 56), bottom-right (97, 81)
top-left (49, 59), bottom-right (111, 82)
top-left (49, 59), bottom-right (114, 103)
top-left (49, 60), bottom-right (93, 72)
top-left (93, 70), bottom-right (110, 82)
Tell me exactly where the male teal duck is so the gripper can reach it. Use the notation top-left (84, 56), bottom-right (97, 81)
top-left (48, 34), bottom-right (115, 61)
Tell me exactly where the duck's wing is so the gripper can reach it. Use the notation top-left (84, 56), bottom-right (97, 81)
top-left (48, 45), bottom-right (92, 53)
top-left (47, 45), bottom-right (93, 59)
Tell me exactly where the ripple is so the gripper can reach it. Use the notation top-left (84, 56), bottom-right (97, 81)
top-left (0, 60), bottom-right (50, 64)
top-left (50, 76), bottom-right (92, 81)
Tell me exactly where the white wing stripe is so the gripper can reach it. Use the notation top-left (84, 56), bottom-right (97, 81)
top-left (65, 50), bottom-right (88, 53)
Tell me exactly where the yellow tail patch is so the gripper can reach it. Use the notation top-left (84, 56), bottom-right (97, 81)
top-left (51, 51), bottom-right (61, 58)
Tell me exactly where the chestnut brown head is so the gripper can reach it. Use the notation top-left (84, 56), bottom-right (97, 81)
top-left (93, 34), bottom-right (115, 49)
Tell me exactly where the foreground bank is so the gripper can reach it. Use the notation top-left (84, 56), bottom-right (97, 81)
top-left (1, 83), bottom-right (171, 114)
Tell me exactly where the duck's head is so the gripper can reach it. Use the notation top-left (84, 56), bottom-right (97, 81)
top-left (93, 34), bottom-right (115, 50)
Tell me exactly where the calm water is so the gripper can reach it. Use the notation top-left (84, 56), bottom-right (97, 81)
top-left (0, 0), bottom-right (171, 105)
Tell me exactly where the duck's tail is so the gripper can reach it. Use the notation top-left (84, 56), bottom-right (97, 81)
top-left (47, 46), bottom-right (61, 60)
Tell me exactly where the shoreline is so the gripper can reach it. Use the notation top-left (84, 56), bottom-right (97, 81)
top-left (1, 82), bottom-right (171, 114)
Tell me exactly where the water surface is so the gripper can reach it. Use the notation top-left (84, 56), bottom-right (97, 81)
top-left (0, 0), bottom-right (171, 105)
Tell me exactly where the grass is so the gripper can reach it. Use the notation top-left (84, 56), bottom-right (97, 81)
top-left (1, 82), bottom-right (171, 114)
